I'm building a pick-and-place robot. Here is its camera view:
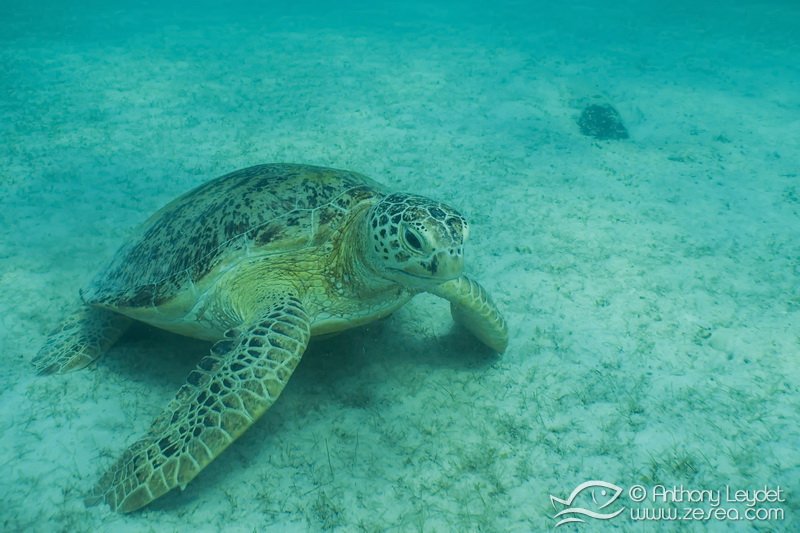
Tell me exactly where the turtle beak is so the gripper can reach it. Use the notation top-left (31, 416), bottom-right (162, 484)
top-left (390, 250), bottom-right (463, 287)
top-left (433, 250), bottom-right (463, 280)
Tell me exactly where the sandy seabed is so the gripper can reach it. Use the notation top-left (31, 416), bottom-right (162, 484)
top-left (1, 1), bottom-right (798, 531)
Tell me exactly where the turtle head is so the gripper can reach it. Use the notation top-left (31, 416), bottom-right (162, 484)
top-left (364, 193), bottom-right (469, 288)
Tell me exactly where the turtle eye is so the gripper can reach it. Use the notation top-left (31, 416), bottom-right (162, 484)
top-left (404, 228), bottom-right (423, 251)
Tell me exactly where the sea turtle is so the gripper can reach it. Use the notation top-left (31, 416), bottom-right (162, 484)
top-left (34, 163), bottom-right (508, 513)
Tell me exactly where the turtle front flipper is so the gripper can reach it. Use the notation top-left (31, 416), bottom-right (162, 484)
top-left (429, 275), bottom-right (508, 353)
top-left (33, 306), bottom-right (132, 375)
top-left (85, 294), bottom-right (311, 513)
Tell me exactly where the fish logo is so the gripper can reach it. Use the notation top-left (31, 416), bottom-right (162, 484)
top-left (550, 480), bottom-right (625, 527)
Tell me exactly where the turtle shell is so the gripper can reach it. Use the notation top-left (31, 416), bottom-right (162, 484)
top-left (83, 164), bottom-right (386, 309)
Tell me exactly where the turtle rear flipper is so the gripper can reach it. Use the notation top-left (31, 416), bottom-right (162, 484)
top-left (86, 293), bottom-right (311, 513)
top-left (34, 306), bottom-right (132, 375)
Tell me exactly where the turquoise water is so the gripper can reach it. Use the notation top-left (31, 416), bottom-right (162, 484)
top-left (1, 1), bottom-right (798, 531)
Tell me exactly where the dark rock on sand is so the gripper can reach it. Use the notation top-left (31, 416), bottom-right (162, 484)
top-left (577, 103), bottom-right (629, 140)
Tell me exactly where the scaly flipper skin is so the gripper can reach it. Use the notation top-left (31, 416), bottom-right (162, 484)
top-left (33, 306), bottom-right (132, 375)
top-left (85, 295), bottom-right (311, 513)
top-left (429, 275), bottom-right (508, 353)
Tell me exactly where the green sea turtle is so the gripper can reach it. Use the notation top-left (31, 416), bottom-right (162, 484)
top-left (34, 163), bottom-right (508, 513)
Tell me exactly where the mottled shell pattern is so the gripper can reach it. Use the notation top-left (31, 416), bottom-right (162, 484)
top-left (82, 164), bottom-right (387, 309)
